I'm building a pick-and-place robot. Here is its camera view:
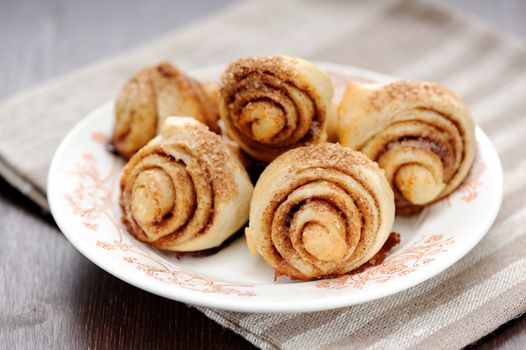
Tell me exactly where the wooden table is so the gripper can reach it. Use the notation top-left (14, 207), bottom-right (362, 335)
top-left (1, 0), bottom-right (525, 348)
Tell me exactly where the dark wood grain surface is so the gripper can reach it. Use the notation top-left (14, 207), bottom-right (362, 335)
top-left (1, 0), bottom-right (525, 349)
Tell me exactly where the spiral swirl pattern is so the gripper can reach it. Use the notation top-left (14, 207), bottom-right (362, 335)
top-left (120, 117), bottom-right (253, 252)
top-left (113, 62), bottom-right (220, 159)
top-left (338, 81), bottom-right (476, 215)
top-left (219, 56), bottom-right (336, 162)
top-left (246, 143), bottom-right (395, 280)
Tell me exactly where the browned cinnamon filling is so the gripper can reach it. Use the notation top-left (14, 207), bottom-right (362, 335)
top-left (120, 147), bottom-right (218, 248)
top-left (266, 172), bottom-right (383, 279)
top-left (274, 232), bottom-right (401, 281)
top-left (220, 57), bottom-right (329, 163)
top-left (227, 78), bottom-right (318, 147)
top-left (385, 137), bottom-right (454, 172)
top-left (381, 136), bottom-right (456, 210)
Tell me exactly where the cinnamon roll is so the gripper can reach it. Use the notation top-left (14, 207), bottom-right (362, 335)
top-left (119, 117), bottom-right (253, 252)
top-left (218, 56), bottom-right (336, 162)
top-left (245, 143), bottom-right (395, 280)
top-left (338, 81), bottom-right (476, 215)
top-left (113, 62), bottom-right (220, 158)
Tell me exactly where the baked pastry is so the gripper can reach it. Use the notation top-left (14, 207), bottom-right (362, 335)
top-left (338, 81), bottom-right (476, 215)
top-left (113, 62), bottom-right (220, 158)
top-left (119, 117), bottom-right (253, 252)
top-left (218, 55), bottom-right (336, 162)
top-left (245, 143), bottom-right (395, 280)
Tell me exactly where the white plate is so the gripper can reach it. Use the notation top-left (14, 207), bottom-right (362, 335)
top-left (48, 62), bottom-right (503, 313)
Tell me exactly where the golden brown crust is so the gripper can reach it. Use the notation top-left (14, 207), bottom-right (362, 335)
top-left (338, 80), bottom-right (476, 215)
top-left (113, 62), bottom-right (220, 159)
top-left (218, 55), bottom-right (336, 163)
top-left (246, 143), bottom-right (395, 280)
top-left (119, 117), bottom-right (253, 252)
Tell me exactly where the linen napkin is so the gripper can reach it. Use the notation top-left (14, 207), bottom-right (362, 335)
top-left (1, 0), bottom-right (526, 348)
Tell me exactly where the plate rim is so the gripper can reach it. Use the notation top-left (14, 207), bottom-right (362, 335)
top-left (47, 62), bottom-right (503, 313)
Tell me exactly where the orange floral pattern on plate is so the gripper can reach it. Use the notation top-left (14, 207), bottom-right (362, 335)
top-left (65, 131), bottom-right (255, 297)
top-left (315, 234), bottom-right (454, 289)
top-left (65, 152), bottom-right (117, 231)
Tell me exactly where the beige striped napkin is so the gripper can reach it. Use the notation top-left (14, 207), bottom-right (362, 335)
top-left (1, 0), bottom-right (525, 348)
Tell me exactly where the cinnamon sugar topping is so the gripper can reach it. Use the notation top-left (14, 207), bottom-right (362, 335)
top-left (288, 143), bottom-right (380, 173)
top-left (367, 81), bottom-right (459, 112)
top-left (220, 56), bottom-right (290, 90)
top-left (172, 122), bottom-right (238, 202)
